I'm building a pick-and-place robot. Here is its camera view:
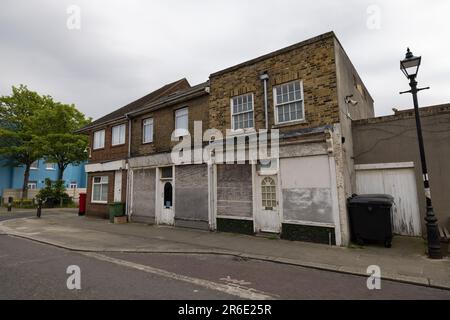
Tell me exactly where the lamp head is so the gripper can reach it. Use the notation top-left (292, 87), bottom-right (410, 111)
top-left (400, 48), bottom-right (421, 79)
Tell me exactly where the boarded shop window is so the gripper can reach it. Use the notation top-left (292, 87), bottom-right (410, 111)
top-left (92, 176), bottom-right (108, 203)
top-left (142, 118), bottom-right (153, 143)
top-left (261, 177), bottom-right (277, 209)
top-left (274, 80), bottom-right (304, 124)
top-left (112, 124), bottom-right (126, 146)
top-left (231, 93), bottom-right (254, 130)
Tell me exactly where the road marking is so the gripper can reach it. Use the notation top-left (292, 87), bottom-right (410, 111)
top-left (81, 252), bottom-right (274, 300)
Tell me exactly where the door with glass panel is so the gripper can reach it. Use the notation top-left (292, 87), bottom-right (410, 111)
top-left (255, 175), bottom-right (281, 233)
top-left (158, 167), bottom-right (174, 225)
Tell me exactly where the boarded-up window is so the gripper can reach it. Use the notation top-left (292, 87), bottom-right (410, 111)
top-left (217, 164), bottom-right (252, 218)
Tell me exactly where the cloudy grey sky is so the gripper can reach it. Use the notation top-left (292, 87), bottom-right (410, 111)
top-left (1, 0), bottom-right (449, 119)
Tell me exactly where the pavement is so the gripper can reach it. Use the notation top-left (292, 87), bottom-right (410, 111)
top-left (1, 208), bottom-right (449, 291)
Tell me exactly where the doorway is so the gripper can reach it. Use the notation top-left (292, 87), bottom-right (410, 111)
top-left (255, 175), bottom-right (281, 233)
top-left (157, 167), bottom-right (174, 225)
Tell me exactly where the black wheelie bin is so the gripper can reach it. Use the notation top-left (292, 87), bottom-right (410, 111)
top-left (348, 194), bottom-right (395, 248)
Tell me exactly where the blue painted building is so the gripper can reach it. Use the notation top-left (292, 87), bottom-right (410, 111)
top-left (0, 159), bottom-right (86, 197)
top-left (0, 159), bottom-right (14, 199)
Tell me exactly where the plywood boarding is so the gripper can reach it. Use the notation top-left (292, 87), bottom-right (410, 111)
top-left (131, 168), bottom-right (156, 219)
top-left (217, 164), bottom-right (253, 218)
top-left (175, 164), bottom-right (209, 221)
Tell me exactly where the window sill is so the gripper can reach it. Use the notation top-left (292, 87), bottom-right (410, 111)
top-left (92, 147), bottom-right (105, 151)
top-left (228, 128), bottom-right (256, 136)
top-left (91, 201), bottom-right (108, 204)
top-left (273, 119), bottom-right (308, 128)
top-left (111, 143), bottom-right (126, 148)
top-left (142, 141), bottom-right (154, 145)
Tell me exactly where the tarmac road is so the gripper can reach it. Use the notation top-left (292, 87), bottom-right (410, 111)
top-left (1, 235), bottom-right (450, 300)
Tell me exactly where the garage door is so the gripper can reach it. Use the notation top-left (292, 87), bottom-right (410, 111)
top-left (355, 162), bottom-right (421, 236)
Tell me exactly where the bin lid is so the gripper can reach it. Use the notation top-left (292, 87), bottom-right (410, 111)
top-left (348, 194), bottom-right (394, 205)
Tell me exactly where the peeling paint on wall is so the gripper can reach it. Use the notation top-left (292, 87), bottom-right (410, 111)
top-left (282, 188), bottom-right (333, 223)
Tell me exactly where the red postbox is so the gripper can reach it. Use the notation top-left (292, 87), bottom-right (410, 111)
top-left (78, 193), bottom-right (87, 216)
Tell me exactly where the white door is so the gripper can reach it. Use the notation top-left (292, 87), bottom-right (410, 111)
top-left (159, 180), bottom-right (174, 225)
top-left (114, 170), bottom-right (122, 202)
top-left (356, 164), bottom-right (421, 236)
top-left (255, 175), bottom-right (281, 233)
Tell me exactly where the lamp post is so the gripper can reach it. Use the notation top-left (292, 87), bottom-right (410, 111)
top-left (400, 48), bottom-right (442, 259)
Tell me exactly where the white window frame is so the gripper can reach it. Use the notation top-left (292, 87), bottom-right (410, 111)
top-left (112, 124), bottom-right (126, 146)
top-left (273, 80), bottom-right (305, 125)
top-left (30, 160), bottom-right (39, 170)
top-left (261, 176), bottom-right (277, 209)
top-left (27, 182), bottom-right (37, 190)
top-left (91, 176), bottom-right (108, 203)
top-left (230, 93), bottom-right (255, 132)
top-left (69, 182), bottom-right (78, 189)
top-left (93, 130), bottom-right (105, 150)
top-left (142, 118), bottom-right (154, 144)
top-left (46, 162), bottom-right (56, 170)
top-left (174, 107), bottom-right (189, 137)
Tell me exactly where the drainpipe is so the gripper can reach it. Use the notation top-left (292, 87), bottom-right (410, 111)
top-left (125, 115), bottom-right (132, 216)
top-left (260, 72), bottom-right (270, 130)
top-left (126, 115), bottom-right (132, 158)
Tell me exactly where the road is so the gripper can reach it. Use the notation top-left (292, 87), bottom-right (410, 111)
top-left (1, 235), bottom-right (450, 300)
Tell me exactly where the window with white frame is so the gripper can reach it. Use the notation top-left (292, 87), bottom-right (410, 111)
top-left (112, 124), bottom-right (126, 146)
top-left (274, 80), bottom-right (304, 124)
top-left (174, 107), bottom-right (189, 137)
top-left (92, 176), bottom-right (108, 203)
top-left (261, 177), bottom-right (277, 209)
top-left (142, 118), bottom-right (153, 143)
top-left (231, 93), bottom-right (254, 130)
top-left (93, 130), bottom-right (105, 149)
top-left (69, 182), bottom-right (77, 189)
top-left (46, 162), bottom-right (56, 170)
top-left (28, 181), bottom-right (37, 190)
top-left (30, 160), bottom-right (39, 169)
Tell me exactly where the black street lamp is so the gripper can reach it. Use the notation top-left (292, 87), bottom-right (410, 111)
top-left (400, 48), bottom-right (442, 259)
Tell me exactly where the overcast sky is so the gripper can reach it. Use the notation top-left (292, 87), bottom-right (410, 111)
top-left (1, 0), bottom-right (449, 119)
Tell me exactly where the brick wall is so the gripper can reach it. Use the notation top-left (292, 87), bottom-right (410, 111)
top-left (209, 34), bottom-right (339, 135)
top-left (130, 95), bottom-right (209, 157)
top-left (86, 171), bottom-right (114, 218)
top-left (85, 169), bottom-right (128, 218)
top-left (89, 121), bottom-right (129, 163)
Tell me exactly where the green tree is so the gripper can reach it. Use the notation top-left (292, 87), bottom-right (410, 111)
top-left (36, 102), bottom-right (91, 180)
top-left (0, 85), bottom-right (50, 198)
